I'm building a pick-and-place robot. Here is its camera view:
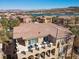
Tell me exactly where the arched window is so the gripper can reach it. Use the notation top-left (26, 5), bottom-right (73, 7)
top-left (57, 42), bottom-right (60, 48)
top-left (22, 57), bottom-right (26, 59)
top-left (46, 50), bottom-right (50, 57)
top-left (28, 55), bottom-right (34, 59)
top-left (40, 52), bottom-right (45, 59)
top-left (51, 49), bottom-right (55, 55)
top-left (35, 53), bottom-right (40, 59)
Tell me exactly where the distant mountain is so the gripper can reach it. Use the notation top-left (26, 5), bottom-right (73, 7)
top-left (0, 6), bottom-right (79, 14)
top-left (28, 6), bottom-right (79, 14)
top-left (68, 6), bottom-right (79, 8)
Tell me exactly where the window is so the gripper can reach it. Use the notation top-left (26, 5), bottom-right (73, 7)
top-left (43, 36), bottom-right (50, 43)
top-left (51, 49), bottom-right (55, 55)
top-left (17, 38), bottom-right (25, 46)
top-left (44, 36), bottom-right (48, 41)
top-left (57, 42), bottom-right (60, 48)
top-left (40, 52), bottom-right (45, 58)
top-left (46, 50), bottom-right (50, 57)
top-left (21, 51), bottom-right (26, 55)
top-left (61, 40), bottom-right (65, 45)
top-left (28, 55), bottom-right (34, 59)
top-left (35, 53), bottom-right (40, 59)
top-left (28, 38), bottom-right (38, 45)
top-left (22, 58), bottom-right (26, 59)
top-left (51, 58), bottom-right (55, 59)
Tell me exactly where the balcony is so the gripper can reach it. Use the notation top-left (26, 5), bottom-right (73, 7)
top-left (35, 44), bottom-right (40, 51)
top-left (26, 42), bottom-right (56, 56)
top-left (28, 45), bottom-right (34, 52)
top-left (17, 41), bottom-right (56, 59)
top-left (27, 49), bottom-right (56, 59)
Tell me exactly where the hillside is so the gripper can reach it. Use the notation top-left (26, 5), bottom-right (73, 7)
top-left (0, 7), bottom-right (79, 14)
top-left (28, 7), bottom-right (79, 14)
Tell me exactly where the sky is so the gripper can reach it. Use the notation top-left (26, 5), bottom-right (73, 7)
top-left (0, 0), bottom-right (79, 10)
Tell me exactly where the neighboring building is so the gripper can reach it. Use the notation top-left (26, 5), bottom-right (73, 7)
top-left (33, 15), bottom-right (79, 25)
top-left (54, 16), bottom-right (79, 27)
top-left (34, 16), bottom-right (53, 23)
top-left (8, 23), bottom-right (74, 59)
top-left (44, 16), bottom-right (53, 23)
top-left (22, 15), bottom-right (32, 23)
top-left (58, 16), bottom-right (75, 25)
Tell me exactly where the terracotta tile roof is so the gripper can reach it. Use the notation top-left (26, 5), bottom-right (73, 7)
top-left (13, 23), bottom-right (71, 40)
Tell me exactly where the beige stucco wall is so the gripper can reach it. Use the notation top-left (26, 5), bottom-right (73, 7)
top-left (38, 37), bottom-right (43, 44)
top-left (0, 53), bottom-right (3, 59)
top-left (16, 38), bottom-right (58, 59)
top-left (16, 37), bottom-right (57, 59)
top-left (44, 16), bottom-right (52, 23)
top-left (16, 35), bottom-right (74, 59)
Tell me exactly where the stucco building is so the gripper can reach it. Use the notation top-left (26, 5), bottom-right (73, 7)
top-left (8, 23), bottom-right (75, 59)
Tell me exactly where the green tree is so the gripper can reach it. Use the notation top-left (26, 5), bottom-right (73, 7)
top-left (0, 30), bottom-right (9, 44)
top-left (31, 16), bottom-right (37, 22)
top-left (0, 17), bottom-right (20, 43)
top-left (0, 17), bottom-right (8, 29)
top-left (69, 26), bottom-right (79, 59)
top-left (70, 26), bottom-right (79, 47)
top-left (52, 16), bottom-right (58, 23)
top-left (8, 18), bottom-right (20, 28)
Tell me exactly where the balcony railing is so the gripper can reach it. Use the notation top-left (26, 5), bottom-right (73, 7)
top-left (27, 42), bottom-right (53, 52)
top-left (17, 42), bottom-right (54, 54)
top-left (28, 45), bottom-right (33, 52)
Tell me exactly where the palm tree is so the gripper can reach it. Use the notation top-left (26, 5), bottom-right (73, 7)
top-left (8, 18), bottom-right (20, 28)
top-left (69, 26), bottom-right (79, 59)
top-left (0, 17), bottom-right (20, 59)
top-left (0, 30), bottom-right (9, 44)
top-left (0, 17), bottom-right (20, 42)
top-left (31, 16), bottom-right (37, 22)
top-left (0, 17), bottom-right (8, 29)
top-left (0, 17), bottom-right (10, 44)
top-left (7, 18), bottom-right (20, 38)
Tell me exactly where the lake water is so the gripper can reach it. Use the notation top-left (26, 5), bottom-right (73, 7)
top-left (32, 13), bottom-right (79, 16)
